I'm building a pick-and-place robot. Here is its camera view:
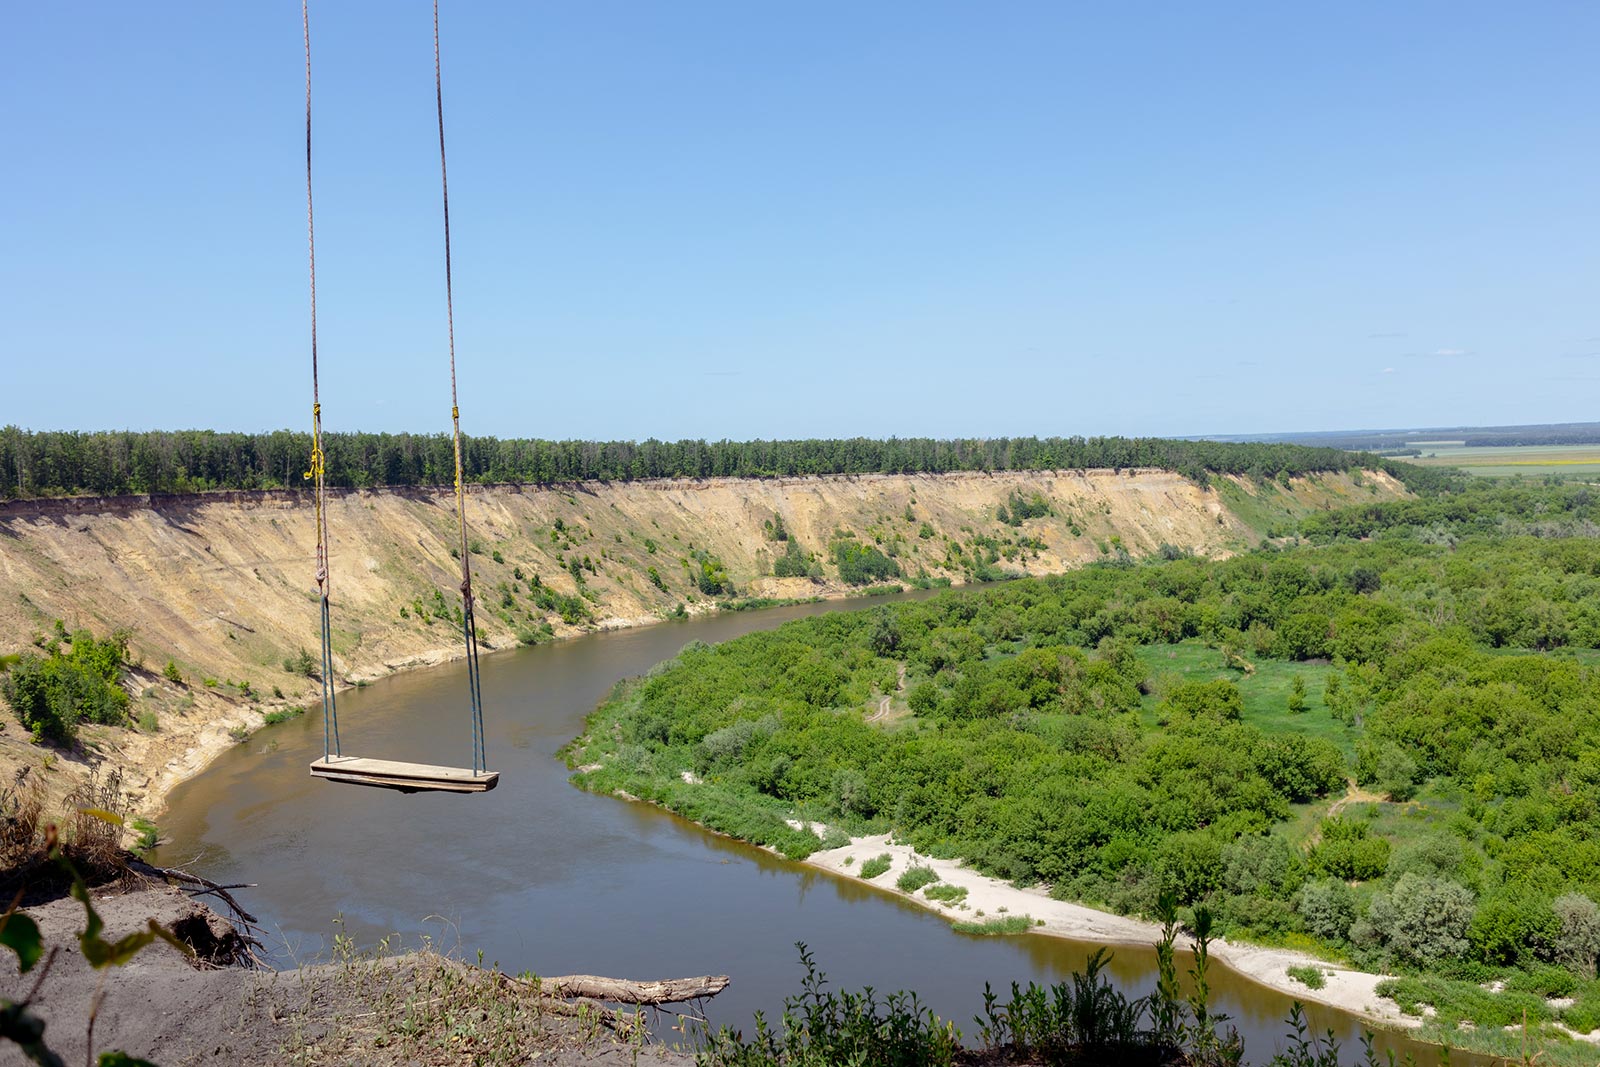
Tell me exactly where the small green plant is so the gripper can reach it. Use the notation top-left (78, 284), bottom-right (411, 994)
top-left (130, 817), bottom-right (160, 856)
top-left (897, 865), bottom-right (940, 893)
top-left (1286, 964), bottom-right (1326, 990)
top-left (137, 710), bottom-right (159, 733)
top-left (284, 646), bottom-right (317, 678)
top-left (923, 883), bottom-right (968, 905)
top-left (262, 706), bottom-right (306, 726)
top-left (162, 660), bottom-right (183, 684)
top-left (859, 853), bottom-right (892, 879)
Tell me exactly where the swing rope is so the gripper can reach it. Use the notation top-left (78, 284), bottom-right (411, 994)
top-left (300, 0), bottom-right (485, 776)
top-left (434, 0), bottom-right (487, 775)
top-left (302, 0), bottom-right (339, 760)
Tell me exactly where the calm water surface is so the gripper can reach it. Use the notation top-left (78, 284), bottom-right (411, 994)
top-left (158, 597), bottom-right (1472, 1065)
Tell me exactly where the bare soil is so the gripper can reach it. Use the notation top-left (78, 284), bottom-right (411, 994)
top-left (5, 880), bottom-right (694, 1066)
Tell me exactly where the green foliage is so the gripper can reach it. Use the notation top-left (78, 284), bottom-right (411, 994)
top-left (0, 629), bottom-right (130, 741)
top-left (696, 943), bottom-right (960, 1066)
top-left (0, 427), bottom-right (1408, 499)
top-left (283, 646), bottom-right (317, 678)
top-left (564, 485), bottom-right (1600, 1003)
top-left (951, 915), bottom-right (1034, 936)
top-left (1361, 874), bottom-right (1476, 968)
top-left (688, 550), bottom-right (732, 596)
top-left (922, 883), bottom-right (968, 904)
top-left (896, 865), bottom-right (939, 893)
top-left (1285, 964), bottom-right (1326, 990)
top-left (1287, 674), bottom-right (1307, 713)
top-left (161, 660), bottom-right (182, 685)
top-left (771, 539), bottom-right (810, 579)
top-left (1309, 819), bottom-right (1390, 882)
top-left (830, 539), bottom-right (901, 585)
top-left (1553, 893), bottom-right (1600, 977)
top-left (1297, 880), bottom-right (1356, 943)
top-left (859, 854), bottom-right (892, 880)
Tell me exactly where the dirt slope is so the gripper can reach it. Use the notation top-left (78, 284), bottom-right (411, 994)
top-left (0, 468), bottom-right (1403, 820)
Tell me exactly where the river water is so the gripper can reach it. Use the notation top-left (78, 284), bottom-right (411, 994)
top-left (156, 596), bottom-right (1469, 1064)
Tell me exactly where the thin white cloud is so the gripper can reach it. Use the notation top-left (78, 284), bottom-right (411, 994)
top-left (1382, 367), bottom-right (1395, 374)
top-left (1403, 347), bottom-right (1473, 359)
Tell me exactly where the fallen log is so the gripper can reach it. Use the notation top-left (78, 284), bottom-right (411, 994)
top-left (537, 973), bottom-right (731, 1005)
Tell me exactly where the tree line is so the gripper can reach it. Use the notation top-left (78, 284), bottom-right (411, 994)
top-left (0, 426), bottom-right (1457, 500)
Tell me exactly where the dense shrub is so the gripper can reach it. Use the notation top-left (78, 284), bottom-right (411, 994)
top-left (1363, 874), bottom-right (1475, 967)
top-left (1, 629), bottom-right (130, 741)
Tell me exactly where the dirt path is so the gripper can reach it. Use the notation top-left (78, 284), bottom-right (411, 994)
top-left (865, 662), bottom-right (907, 724)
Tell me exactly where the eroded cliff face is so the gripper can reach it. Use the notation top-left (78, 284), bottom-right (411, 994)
top-left (0, 468), bottom-right (1403, 814)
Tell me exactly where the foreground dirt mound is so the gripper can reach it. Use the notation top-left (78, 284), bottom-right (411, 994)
top-left (7, 881), bottom-right (692, 1066)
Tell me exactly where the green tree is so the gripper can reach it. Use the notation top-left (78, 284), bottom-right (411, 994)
top-left (1287, 674), bottom-right (1308, 713)
top-left (1363, 874), bottom-right (1475, 967)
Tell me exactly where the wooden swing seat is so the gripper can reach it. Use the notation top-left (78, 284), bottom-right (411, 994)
top-left (309, 755), bottom-right (498, 794)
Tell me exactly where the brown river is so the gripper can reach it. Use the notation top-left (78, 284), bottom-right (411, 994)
top-left (156, 595), bottom-right (1474, 1064)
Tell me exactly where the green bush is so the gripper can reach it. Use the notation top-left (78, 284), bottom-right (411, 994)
top-left (859, 854), bottom-right (892, 880)
top-left (283, 646), bottom-right (317, 677)
top-left (897, 865), bottom-right (940, 893)
top-left (0, 628), bottom-right (131, 741)
top-left (162, 659), bottom-right (183, 684)
top-left (1286, 964), bottom-right (1326, 990)
top-left (923, 883), bottom-right (968, 904)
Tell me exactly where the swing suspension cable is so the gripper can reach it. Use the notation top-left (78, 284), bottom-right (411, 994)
top-left (303, 0), bottom-right (339, 761)
top-left (434, 0), bottom-right (487, 775)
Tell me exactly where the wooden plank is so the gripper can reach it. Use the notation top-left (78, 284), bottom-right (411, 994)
top-left (309, 755), bottom-right (498, 793)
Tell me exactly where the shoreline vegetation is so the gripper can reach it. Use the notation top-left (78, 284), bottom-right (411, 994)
top-left (566, 481), bottom-right (1600, 1064)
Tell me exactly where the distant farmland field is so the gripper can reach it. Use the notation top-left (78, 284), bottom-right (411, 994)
top-left (1400, 442), bottom-right (1600, 477)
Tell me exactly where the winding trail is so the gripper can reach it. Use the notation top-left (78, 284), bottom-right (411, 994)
top-left (866, 662), bottom-right (908, 724)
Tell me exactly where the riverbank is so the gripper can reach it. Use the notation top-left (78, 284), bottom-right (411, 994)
top-left (803, 832), bottom-right (1420, 1037)
top-left (0, 468), bottom-right (1402, 825)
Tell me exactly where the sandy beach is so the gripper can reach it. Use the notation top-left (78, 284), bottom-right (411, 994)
top-left (805, 831), bottom-right (1420, 1034)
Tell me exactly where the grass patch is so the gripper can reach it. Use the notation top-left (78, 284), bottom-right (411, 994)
top-left (1286, 964), bottom-right (1326, 990)
top-left (1137, 642), bottom-right (1351, 754)
top-left (262, 706), bottom-right (308, 726)
top-left (1376, 974), bottom-right (1552, 1028)
top-left (859, 853), bottom-right (892, 879)
top-left (896, 865), bottom-right (939, 892)
top-left (951, 915), bottom-right (1034, 936)
top-left (922, 883), bottom-right (968, 905)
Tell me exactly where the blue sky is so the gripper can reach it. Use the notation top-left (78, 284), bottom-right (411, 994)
top-left (5, 2), bottom-right (1597, 440)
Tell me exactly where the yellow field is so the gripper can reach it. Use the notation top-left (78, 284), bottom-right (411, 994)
top-left (1401, 444), bottom-right (1600, 477)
